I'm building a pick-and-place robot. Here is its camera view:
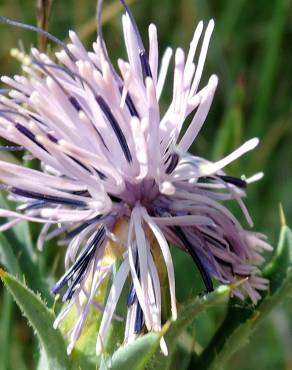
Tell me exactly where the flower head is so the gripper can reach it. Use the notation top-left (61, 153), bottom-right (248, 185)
top-left (0, 0), bottom-right (271, 355)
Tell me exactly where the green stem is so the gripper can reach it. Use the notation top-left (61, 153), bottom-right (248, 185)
top-left (0, 290), bottom-right (14, 370)
top-left (193, 304), bottom-right (245, 370)
top-left (250, 0), bottom-right (289, 135)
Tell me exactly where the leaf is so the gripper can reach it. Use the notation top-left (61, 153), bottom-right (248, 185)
top-left (0, 270), bottom-right (69, 370)
top-left (59, 273), bottom-right (112, 370)
top-left (36, 348), bottom-right (50, 370)
top-left (0, 193), bottom-right (52, 304)
top-left (196, 225), bottom-right (292, 370)
top-left (0, 289), bottom-right (14, 370)
top-left (100, 332), bottom-right (161, 370)
top-left (0, 233), bottom-right (21, 276)
top-left (167, 285), bottom-right (230, 350)
top-left (250, 0), bottom-right (290, 135)
top-left (212, 80), bottom-right (244, 161)
top-left (67, 260), bottom-right (128, 369)
top-left (147, 285), bottom-right (230, 370)
top-left (67, 303), bottom-right (102, 370)
top-left (263, 224), bottom-right (292, 287)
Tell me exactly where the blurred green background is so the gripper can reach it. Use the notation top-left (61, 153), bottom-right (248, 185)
top-left (0, 0), bottom-right (291, 369)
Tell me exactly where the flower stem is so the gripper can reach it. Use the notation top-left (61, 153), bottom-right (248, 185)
top-left (0, 290), bottom-right (14, 370)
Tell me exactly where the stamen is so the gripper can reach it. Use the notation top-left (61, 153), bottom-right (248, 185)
top-left (32, 60), bottom-right (72, 99)
top-left (0, 16), bottom-right (76, 61)
top-left (127, 251), bottom-right (145, 333)
top-left (0, 88), bottom-right (10, 94)
top-left (68, 96), bottom-right (82, 111)
top-left (127, 285), bottom-right (137, 306)
top-left (47, 133), bottom-right (58, 143)
top-left (63, 215), bottom-right (103, 241)
top-left (31, 61), bottom-right (131, 162)
top-left (15, 123), bottom-right (46, 150)
top-left (11, 187), bottom-right (87, 208)
top-left (201, 138), bottom-right (259, 175)
top-left (96, 95), bottom-right (132, 162)
top-left (118, 86), bottom-right (139, 118)
top-left (200, 175), bottom-right (247, 189)
top-left (139, 51), bottom-right (152, 79)
top-left (52, 226), bottom-right (106, 300)
top-left (97, 0), bottom-right (140, 118)
top-left (0, 108), bottom-right (31, 121)
top-left (109, 194), bottom-right (122, 203)
top-left (120, 0), bottom-right (152, 79)
top-left (165, 153), bottom-right (179, 174)
top-left (32, 60), bottom-right (86, 114)
top-left (218, 175), bottom-right (247, 189)
top-left (17, 200), bottom-right (48, 211)
top-left (96, 0), bottom-right (115, 74)
top-left (0, 145), bottom-right (25, 152)
top-left (200, 230), bottom-right (228, 250)
top-left (134, 302), bottom-right (144, 333)
top-left (173, 226), bottom-right (213, 292)
top-left (127, 252), bottom-right (140, 306)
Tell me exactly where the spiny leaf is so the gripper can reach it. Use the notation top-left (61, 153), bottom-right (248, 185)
top-left (100, 332), bottom-right (161, 370)
top-left (147, 285), bottom-right (230, 370)
top-left (197, 224), bottom-right (292, 370)
top-left (0, 193), bottom-right (52, 304)
top-left (167, 285), bottom-right (230, 349)
top-left (0, 270), bottom-right (68, 370)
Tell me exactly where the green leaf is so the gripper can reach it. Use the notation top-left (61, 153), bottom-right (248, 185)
top-left (250, 0), bottom-right (290, 135)
top-left (100, 332), bottom-right (161, 370)
top-left (0, 233), bottom-right (21, 276)
top-left (263, 224), bottom-right (292, 286)
top-left (0, 193), bottom-right (52, 304)
top-left (0, 289), bottom-right (14, 370)
top-left (167, 286), bottom-right (230, 350)
top-left (61, 274), bottom-right (111, 370)
top-left (212, 81), bottom-right (244, 161)
top-left (196, 225), bottom-right (292, 370)
top-left (148, 285), bottom-right (230, 370)
top-left (104, 272), bottom-right (129, 355)
top-left (0, 270), bottom-right (69, 370)
top-left (36, 348), bottom-right (50, 370)
top-left (67, 303), bottom-right (102, 370)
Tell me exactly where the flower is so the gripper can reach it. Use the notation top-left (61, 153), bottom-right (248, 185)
top-left (0, 0), bottom-right (271, 356)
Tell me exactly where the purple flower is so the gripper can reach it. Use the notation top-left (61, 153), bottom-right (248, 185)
top-left (0, 1), bottom-right (271, 355)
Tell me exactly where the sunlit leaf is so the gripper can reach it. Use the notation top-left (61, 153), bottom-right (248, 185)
top-left (0, 270), bottom-right (68, 370)
top-left (100, 332), bottom-right (161, 370)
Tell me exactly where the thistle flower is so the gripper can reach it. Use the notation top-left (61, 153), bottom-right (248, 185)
top-left (0, 0), bottom-right (271, 356)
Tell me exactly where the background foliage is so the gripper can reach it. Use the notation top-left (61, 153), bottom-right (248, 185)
top-left (0, 0), bottom-right (291, 369)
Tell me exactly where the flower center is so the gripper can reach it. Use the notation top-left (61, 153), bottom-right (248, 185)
top-left (118, 179), bottom-right (161, 211)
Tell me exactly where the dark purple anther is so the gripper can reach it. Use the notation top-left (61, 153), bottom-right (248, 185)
top-left (173, 226), bottom-right (214, 293)
top-left (69, 96), bottom-right (82, 111)
top-left (165, 153), bottom-right (179, 174)
top-left (96, 95), bottom-right (132, 162)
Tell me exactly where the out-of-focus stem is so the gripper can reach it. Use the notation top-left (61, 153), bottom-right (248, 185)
top-left (250, 0), bottom-right (289, 136)
top-left (0, 290), bottom-right (14, 370)
top-left (36, 0), bottom-right (53, 51)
